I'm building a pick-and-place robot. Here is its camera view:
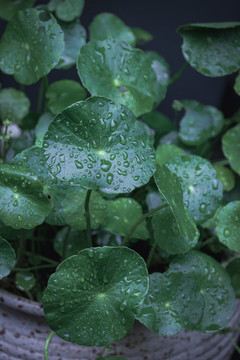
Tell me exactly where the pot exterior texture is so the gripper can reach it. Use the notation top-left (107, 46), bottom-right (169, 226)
top-left (0, 289), bottom-right (239, 360)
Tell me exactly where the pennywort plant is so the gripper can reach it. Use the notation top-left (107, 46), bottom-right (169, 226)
top-left (0, 1), bottom-right (240, 358)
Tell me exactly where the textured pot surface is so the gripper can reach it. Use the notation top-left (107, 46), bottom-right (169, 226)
top-left (0, 289), bottom-right (239, 360)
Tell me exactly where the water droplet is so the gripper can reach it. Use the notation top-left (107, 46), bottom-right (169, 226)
top-left (75, 160), bottom-right (83, 169)
top-left (199, 202), bottom-right (207, 213)
top-left (120, 300), bottom-right (127, 311)
top-left (223, 228), bottom-right (231, 237)
top-left (107, 173), bottom-right (114, 184)
top-left (100, 159), bottom-right (112, 172)
top-left (17, 215), bottom-right (22, 222)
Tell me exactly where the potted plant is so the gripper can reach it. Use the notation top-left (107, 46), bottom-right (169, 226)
top-left (0, 1), bottom-right (240, 359)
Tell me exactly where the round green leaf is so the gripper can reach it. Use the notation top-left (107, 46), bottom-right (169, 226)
top-left (15, 271), bottom-right (35, 291)
top-left (0, 88), bottom-right (30, 123)
top-left (214, 165), bottom-right (235, 192)
top-left (155, 144), bottom-right (185, 165)
top-left (43, 246), bottom-right (149, 346)
top-left (131, 27), bottom-right (153, 45)
top-left (153, 164), bottom-right (199, 254)
top-left (0, 236), bottom-right (16, 279)
top-left (170, 251), bottom-right (235, 332)
top-left (0, 8), bottom-right (64, 85)
top-left (136, 271), bottom-right (203, 335)
top-left (226, 259), bottom-right (240, 298)
top-left (77, 40), bottom-right (158, 117)
top-left (35, 112), bottom-right (53, 147)
top-left (222, 123), bottom-right (240, 175)
top-left (89, 12), bottom-right (135, 46)
top-left (0, 0), bottom-right (35, 21)
top-left (146, 51), bottom-right (170, 107)
top-left (178, 100), bottom-right (224, 146)
top-left (43, 97), bottom-right (155, 194)
top-left (166, 155), bottom-right (223, 224)
top-left (141, 111), bottom-right (175, 135)
top-left (0, 163), bottom-right (51, 229)
top-left (215, 201), bottom-right (240, 252)
top-left (47, 0), bottom-right (84, 22)
top-left (54, 227), bottom-right (88, 258)
top-left (178, 22), bottom-right (240, 77)
top-left (46, 80), bottom-right (87, 114)
top-left (103, 198), bottom-right (149, 240)
top-left (234, 72), bottom-right (240, 95)
top-left (62, 189), bottom-right (107, 230)
top-left (57, 20), bottom-right (86, 70)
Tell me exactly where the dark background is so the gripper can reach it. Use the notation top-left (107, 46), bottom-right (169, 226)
top-left (1, 1), bottom-right (240, 358)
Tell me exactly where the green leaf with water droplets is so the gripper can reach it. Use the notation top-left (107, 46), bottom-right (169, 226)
top-left (47, 0), bottom-right (84, 22)
top-left (0, 0), bottom-right (35, 21)
top-left (170, 251), bottom-right (235, 332)
top-left (214, 165), bottom-right (235, 192)
top-left (141, 111), bottom-right (175, 135)
top-left (0, 8), bottom-right (64, 85)
top-left (35, 112), bottom-right (53, 147)
top-left (15, 271), bottom-right (35, 291)
top-left (43, 97), bottom-right (155, 194)
top-left (43, 246), bottom-right (149, 346)
top-left (0, 88), bottom-right (30, 124)
top-left (89, 12), bottom-right (135, 46)
top-left (178, 100), bottom-right (224, 146)
top-left (46, 80), bottom-right (87, 115)
top-left (54, 227), bottom-right (88, 258)
top-left (131, 27), bottom-right (153, 45)
top-left (77, 39), bottom-right (158, 117)
top-left (153, 164), bottom-right (199, 254)
top-left (103, 198), bottom-right (149, 240)
top-left (215, 201), bottom-right (240, 252)
top-left (62, 189), bottom-right (107, 230)
top-left (0, 163), bottom-right (51, 229)
top-left (155, 144), bottom-right (185, 165)
top-left (226, 259), bottom-right (240, 298)
top-left (57, 20), bottom-right (86, 70)
top-left (222, 123), bottom-right (240, 175)
top-left (136, 271), bottom-right (203, 335)
top-left (166, 155), bottom-right (223, 224)
top-left (146, 51), bottom-right (170, 107)
top-left (178, 22), bottom-right (240, 77)
top-left (0, 236), bottom-right (16, 279)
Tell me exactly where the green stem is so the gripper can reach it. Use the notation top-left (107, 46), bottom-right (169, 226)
top-left (212, 159), bottom-right (229, 167)
top-left (26, 290), bottom-right (33, 301)
top-left (37, 76), bottom-right (48, 114)
top-left (14, 264), bottom-right (56, 271)
top-left (44, 331), bottom-right (55, 360)
top-left (168, 62), bottom-right (189, 87)
top-left (25, 251), bottom-right (58, 265)
top-left (17, 229), bottom-right (26, 268)
top-left (200, 236), bottom-right (217, 249)
top-left (227, 335), bottom-right (240, 355)
top-left (2, 124), bottom-right (9, 162)
top-left (62, 226), bottom-right (71, 261)
top-left (85, 190), bottom-right (92, 247)
top-left (121, 203), bottom-right (169, 247)
top-left (146, 242), bottom-right (157, 269)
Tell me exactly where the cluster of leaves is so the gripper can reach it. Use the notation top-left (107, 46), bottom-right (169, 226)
top-left (0, 0), bottom-right (240, 355)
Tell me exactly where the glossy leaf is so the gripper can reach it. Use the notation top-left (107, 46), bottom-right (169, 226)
top-left (46, 80), bottom-right (87, 114)
top-left (103, 198), bottom-right (149, 240)
top-left (77, 39), bottom-right (158, 117)
top-left (43, 246), bottom-right (149, 346)
top-left (136, 271), bottom-right (203, 335)
top-left (146, 51), bottom-right (170, 107)
top-left (0, 88), bottom-right (30, 124)
top-left (215, 201), bottom-right (240, 252)
top-left (47, 0), bottom-right (84, 22)
top-left (141, 111), bottom-right (175, 135)
top-left (57, 20), bottom-right (86, 70)
top-left (0, 0), bottom-right (35, 21)
top-left (214, 165), bottom-right (235, 192)
top-left (0, 8), bottom-right (64, 85)
top-left (166, 155), bottom-right (223, 224)
top-left (222, 123), bottom-right (240, 175)
top-left (0, 236), bottom-right (16, 279)
top-left (0, 163), bottom-right (51, 229)
top-left (178, 22), bottom-right (240, 77)
top-left (155, 144), bottom-right (185, 165)
top-left (62, 189), bottom-right (106, 230)
top-left (153, 164), bottom-right (199, 254)
top-left (54, 227), bottom-right (88, 258)
top-left (178, 100), bottom-right (224, 146)
top-left (226, 259), bottom-right (240, 298)
top-left (89, 12), bottom-right (135, 46)
top-left (15, 271), bottom-right (35, 291)
top-left (131, 27), bottom-right (153, 45)
top-left (35, 112), bottom-right (53, 147)
top-left (43, 97), bottom-right (155, 194)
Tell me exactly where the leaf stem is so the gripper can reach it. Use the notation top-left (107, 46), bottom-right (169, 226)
top-left (212, 159), bottom-right (229, 167)
top-left (44, 331), bottom-right (55, 360)
top-left (37, 76), bottom-right (48, 114)
top-left (62, 226), bottom-right (71, 261)
top-left (121, 203), bottom-right (169, 246)
top-left (14, 264), bottom-right (56, 271)
top-left (168, 62), bottom-right (189, 87)
top-left (200, 236), bottom-right (217, 249)
top-left (25, 251), bottom-right (58, 265)
top-left (16, 229), bottom-right (26, 268)
top-left (146, 242), bottom-right (157, 268)
top-left (85, 190), bottom-right (92, 247)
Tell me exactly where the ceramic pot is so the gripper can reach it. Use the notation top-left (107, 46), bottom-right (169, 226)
top-left (0, 289), bottom-right (239, 360)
